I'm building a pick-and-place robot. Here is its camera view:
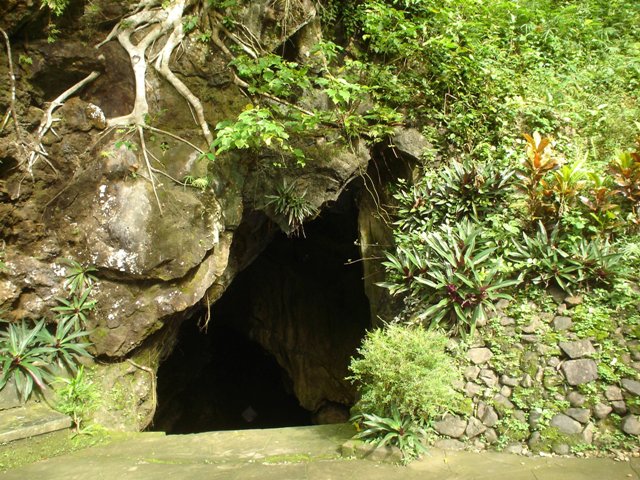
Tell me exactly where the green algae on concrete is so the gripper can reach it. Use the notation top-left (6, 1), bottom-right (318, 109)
top-left (0, 404), bottom-right (71, 444)
top-left (1, 424), bottom-right (639, 480)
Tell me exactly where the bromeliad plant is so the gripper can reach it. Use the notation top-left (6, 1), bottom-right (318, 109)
top-left (0, 257), bottom-right (96, 402)
top-left (351, 406), bottom-right (427, 465)
top-left (264, 181), bottom-right (318, 237)
top-left (382, 220), bottom-right (519, 337)
top-left (0, 317), bottom-right (93, 402)
top-left (0, 320), bottom-right (53, 402)
top-left (510, 221), bottom-right (579, 292)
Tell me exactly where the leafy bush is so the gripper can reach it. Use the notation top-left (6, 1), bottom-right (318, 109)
top-left (348, 324), bottom-right (465, 420)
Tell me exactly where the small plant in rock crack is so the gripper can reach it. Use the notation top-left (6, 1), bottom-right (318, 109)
top-left (54, 366), bottom-right (100, 433)
top-left (571, 239), bottom-right (626, 286)
top-left (61, 259), bottom-right (97, 296)
top-left (264, 181), bottom-right (318, 237)
top-left (52, 289), bottom-right (96, 330)
top-left (351, 406), bottom-right (427, 465)
top-left (183, 175), bottom-right (211, 191)
top-left (37, 317), bottom-right (92, 373)
top-left (0, 318), bottom-right (94, 402)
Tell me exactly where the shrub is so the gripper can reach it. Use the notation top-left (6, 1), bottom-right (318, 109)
top-left (348, 324), bottom-right (464, 421)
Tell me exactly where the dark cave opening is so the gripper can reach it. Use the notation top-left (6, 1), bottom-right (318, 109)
top-left (152, 186), bottom-right (371, 434)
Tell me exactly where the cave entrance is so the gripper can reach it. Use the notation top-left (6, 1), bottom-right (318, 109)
top-left (152, 186), bottom-right (371, 434)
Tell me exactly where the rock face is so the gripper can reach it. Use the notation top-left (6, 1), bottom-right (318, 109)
top-left (0, 1), bottom-right (379, 430)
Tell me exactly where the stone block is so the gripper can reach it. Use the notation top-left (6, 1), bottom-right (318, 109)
top-left (561, 359), bottom-right (598, 385)
top-left (559, 340), bottom-right (596, 359)
top-left (550, 414), bottom-right (582, 435)
top-left (434, 415), bottom-right (467, 438)
top-left (467, 347), bottom-right (493, 365)
top-left (553, 316), bottom-right (573, 331)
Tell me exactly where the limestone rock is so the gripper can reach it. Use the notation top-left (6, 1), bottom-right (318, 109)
top-left (605, 385), bottom-right (624, 401)
top-left (565, 408), bottom-right (591, 424)
top-left (561, 359), bottom-right (598, 385)
top-left (553, 443), bottom-right (571, 455)
top-left (479, 369), bottom-right (499, 388)
top-left (520, 317), bottom-right (542, 334)
top-left (464, 382), bottom-right (482, 397)
top-left (520, 374), bottom-right (534, 388)
top-left (566, 391), bottom-right (586, 407)
top-left (500, 375), bottom-right (519, 387)
top-left (504, 443), bottom-right (524, 455)
top-left (593, 403), bottom-right (613, 420)
top-left (467, 347), bottom-right (493, 365)
top-left (464, 365), bottom-right (481, 381)
top-left (529, 409), bottom-right (543, 429)
top-left (484, 428), bottom-right (498, 444)
top-left (500, 316), bottom-right (515, 326)
top-left (621, 415), bottom-right (640, 435)
top-left (553, 316), bottom-right (573, 331)
top-left (550, 414), bottom-right (582, 435)
top-left (581, 423), bottom-right (595, 444)
top-left (559, 340), bottom-right (596, 359)
top-left (481, 406), bottom-right (499, 428)
top-left (528, 431), bottom-right (542, 450)
top-left (499, 385), bottom-right (512, 398)
top-left (611, 400), bottom-right (628, 415)
top-left (465, 416), bottom-right (487, 438)
top-left (434, 416), bottom-right (467, 438)
top-left (493, 394), bottom-right (515, 414)
top-left (622, 378), bottom-right (640, 396)
top-left (391, 127), bottom-right (432, 161)
top-left (564, 295), bottom-right (583, 307)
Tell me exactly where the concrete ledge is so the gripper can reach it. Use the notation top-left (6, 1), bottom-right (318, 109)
top-left (0, 404), bottom-right (72, 444)
top-left (341, 439), bottom-right (403, 463)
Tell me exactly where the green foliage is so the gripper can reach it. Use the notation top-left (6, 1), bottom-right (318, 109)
top-left (211, 106), bottom-right (306, 165)
top-left (351, 407), bottom-right (427, 464)
top-left (61, 259), bottom-right (97, 296)
top-left (0, 316), bottom-right (94, 402)
top-left (0, 320), bottom-right (53, 402)
top-left (37, 318), bottom-right (92, 373)
top-left (18, 55), bottom-right (33, 66)
top-left (393, 160), bottom-right (514, 231)
top-left (183, 175), bottom-right (211, 191)
top-left (41, 0), bottom-right (69, 16)
top-left (510, 222), bottom-right (579, 291)
top-left (232, 54), bottom-right (312, 99)
top-left (52, 289), bottom-right (96, 330)
top-left (264, 181), bottom-right (318, 236)
top-left (382, 221), bottom-right (518, 336)
top-left (348, 324), bottom-right (465, 420)
top-left (54, 366), bottom-right (100, 433)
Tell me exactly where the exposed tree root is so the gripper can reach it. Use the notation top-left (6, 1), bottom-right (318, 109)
top-left (28, 70), bottom-right (101, 175)
top-left (138, 125), bottom-right (163, 215)
top-left (126, 359), bottom-right (157, 427)
top-left (0, 28), bottom-right (20, 138)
